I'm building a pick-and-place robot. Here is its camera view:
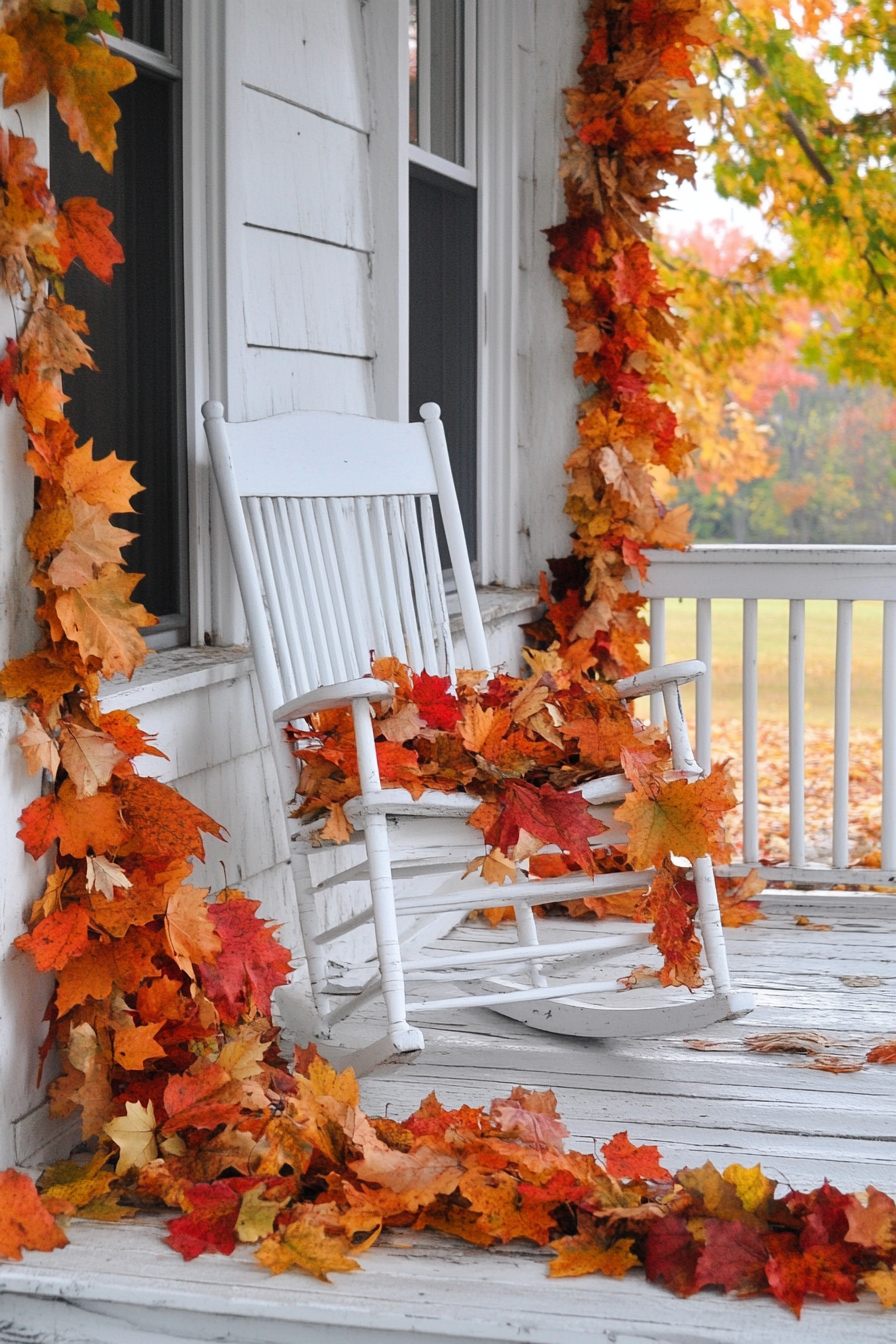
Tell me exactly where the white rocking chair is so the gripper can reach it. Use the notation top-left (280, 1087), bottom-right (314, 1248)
top-left (203, 400), bottom-right (754, 1070)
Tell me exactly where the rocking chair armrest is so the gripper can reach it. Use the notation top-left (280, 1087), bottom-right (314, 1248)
top-left (273, 678), bottom-right (394, 722)
top-left (614, 659), bottom-right (706, 701)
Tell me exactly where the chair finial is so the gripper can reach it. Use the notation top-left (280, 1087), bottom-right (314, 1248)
top-left (419, 402), bottom-right (441, 421)
top-left (202, 400), bottom-right (225, 420)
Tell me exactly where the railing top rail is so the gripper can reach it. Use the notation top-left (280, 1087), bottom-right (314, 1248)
top-left (632, 545), bottom-right (896, 600)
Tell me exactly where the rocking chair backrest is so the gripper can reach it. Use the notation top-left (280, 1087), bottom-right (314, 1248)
top-left (202, 402), bottom-right (490, 723)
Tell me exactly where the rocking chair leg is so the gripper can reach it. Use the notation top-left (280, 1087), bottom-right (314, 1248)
top-left (353, 700), bottom-right (425, 1055)
top-left (288, 849), bottom-right (332, 1025)
top-left (693, 854), bottom-right (731, 993)
top-left (513, 901), bottom-right (547, 988)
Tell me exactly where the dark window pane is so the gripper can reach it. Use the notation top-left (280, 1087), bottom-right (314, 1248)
top-left (429, 0), bottom-right (464, 164)
top-left (409, 165), bottom-right (477, 561)
top-left (50, 69), bottom-right (186, 625)
top-left (118, 0), bottom-right (169, 53)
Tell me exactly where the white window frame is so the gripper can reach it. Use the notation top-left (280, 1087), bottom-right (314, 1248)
top-left (409, 0), bottom-right (477, 187)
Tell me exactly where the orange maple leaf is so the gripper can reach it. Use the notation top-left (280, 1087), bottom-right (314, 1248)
top-left (18, 778), bottom-right (128, 859)
top-left (115, 776), bottom-right (225, 862)
top-left (0, 8), bottom-right (135, 171)
top-left (614, 766), bottom-right (736, 869)
top-left (164, 884), bottom-right (223, 975)
top-left (0, 1169), bottom-right (68, 1260)
top-left (602, 1131), bottom-right (670, 1181)
top-left (56, 196), bottom-right (124, 283)
top-left (54, 925), bottom-right (161, 1016)
top-left (62, 442), bottom-right (144, 512)
top-left (113, 1021), bottom-right (167, 1072)
top-left (14, 902), bottom-right (90, 973)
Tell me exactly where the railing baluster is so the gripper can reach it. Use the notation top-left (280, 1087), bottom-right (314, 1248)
top-left (742, 598), bottom-right (759, 865)
top-left (649, 597), bottom-right (666, 728)
top-left (789, 599), bottom-right (806, 869)
top-left (696, 597), bottom-right (712, 774)
top-left (882, 600), bottom-right (896, 869)
top-left (832, 598), bottom-right (853, 868)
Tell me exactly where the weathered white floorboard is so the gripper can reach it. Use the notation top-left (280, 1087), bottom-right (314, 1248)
top-left (1, 892), bottom-right (893, 1343)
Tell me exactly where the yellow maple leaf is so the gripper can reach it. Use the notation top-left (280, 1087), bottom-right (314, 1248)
top-left (17, 709), bottom-right (60, 778)
top-left (103, 1099), bottom-right (159, 1175)
top-left (48, 497), bottom-right (137, 588)
top-left (58, 720), bottom-right (125, 797)
top-left (235, 1186), bottom-right (286, 1244)
top-left (255, 1206), bottom-right (361, 1280)
top-left (864, 1267), bottom-right (896, 1310)
top-left (54, 563), bottom-right (154, 678)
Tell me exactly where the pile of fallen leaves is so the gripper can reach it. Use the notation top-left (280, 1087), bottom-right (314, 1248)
top-left (527, 0), bottom-right (715, 681)
top-left (2, 1051), bottom-right (896, 1318)
top-left (292, 654), bottom-right (736, 987)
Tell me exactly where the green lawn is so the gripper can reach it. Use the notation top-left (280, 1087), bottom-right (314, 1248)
top-left (638, 599), bottom-right (883, 730)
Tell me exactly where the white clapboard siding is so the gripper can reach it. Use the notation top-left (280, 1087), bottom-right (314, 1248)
top-left (240, 347), bottom-right (374, 421)
top-left (242, 87), bottom-right (371, 250)
top-left (239, 0), bottom-right (369, 133)
top-left (242, 228), bottom-right (373, 358)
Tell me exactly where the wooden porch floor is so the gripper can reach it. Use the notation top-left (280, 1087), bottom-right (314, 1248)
top-left (1, 890), bottom-right (894, 1344)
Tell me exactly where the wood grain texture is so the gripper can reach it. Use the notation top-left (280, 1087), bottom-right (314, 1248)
top-left (240, 347), bottom-right (374, 420)
top-left (242, 88), bottom-right (371, 250)
top-left (242, 228), bottom-right (373, 358)
top-left (238, 0), bottom-right (369, 133)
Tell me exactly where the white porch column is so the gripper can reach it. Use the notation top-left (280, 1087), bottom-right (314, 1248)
top-left (477, 0), bottom-right (520, 586)
top-left (364, 0), bottom-right (411, 424)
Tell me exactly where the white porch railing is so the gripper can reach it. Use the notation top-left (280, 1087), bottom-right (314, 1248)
top-left (635, 545), bottom-right (896, 889)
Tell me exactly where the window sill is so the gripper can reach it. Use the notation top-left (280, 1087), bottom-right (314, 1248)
top-left (447, 584), bottom-right (541, 635)
top-left (99, 646), bottom-right (254, 712)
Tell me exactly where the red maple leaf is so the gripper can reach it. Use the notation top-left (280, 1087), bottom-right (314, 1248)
top-left (643, 1214), bottom-right (699, 1297)
top-left (763, 1232), bottom-right (861, 1316)
top-left (0, 336), bottom-right (18, 403)
top-left (411, 670), bottom-right (462, 730)
top-left (482, 780), bottom-right (598, 871)
top-left (164, 1181), bottom-right (240, 1260)
top-left (601, 1131), bottom-right (670, 1181)
top-left (694, 1219), bottom-right (768, 1294)
top-left (199, 898), bottom-right (291, 1024)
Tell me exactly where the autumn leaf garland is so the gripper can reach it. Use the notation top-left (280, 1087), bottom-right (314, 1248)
top-left (0, 0), bottom-right (291, 1217)
top-left (530, 0), bottom-right (718, 681)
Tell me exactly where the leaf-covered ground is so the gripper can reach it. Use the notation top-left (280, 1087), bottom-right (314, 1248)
top-left (712, 719), bottom-right (882, 867)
